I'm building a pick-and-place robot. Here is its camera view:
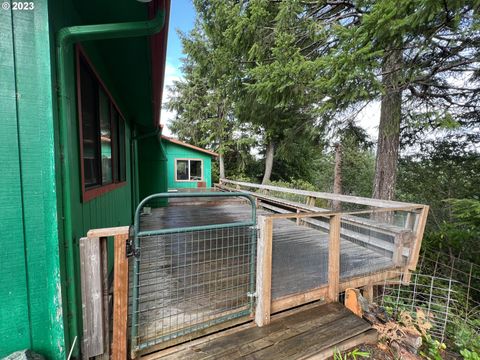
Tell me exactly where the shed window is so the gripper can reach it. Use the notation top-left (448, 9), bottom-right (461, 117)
top-left (77, 48), bottom-right (127, 201)
top-left (175, 159), bottom-right (203, 181)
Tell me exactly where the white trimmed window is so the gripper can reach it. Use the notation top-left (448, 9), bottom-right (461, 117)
top-left (175, 159), bottom-right (203, 181)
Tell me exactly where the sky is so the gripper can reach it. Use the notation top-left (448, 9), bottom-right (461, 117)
top-left (161, 1), bottom-right (380, 139)
top-left (161, 0), bottom-right (196, 136)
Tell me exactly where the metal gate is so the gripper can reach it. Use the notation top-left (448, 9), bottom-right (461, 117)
top-left (130, 192), bottom-right (257, 355)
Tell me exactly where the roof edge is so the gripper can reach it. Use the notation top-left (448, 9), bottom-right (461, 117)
top-left (161, 135), bottom-right (219, 157)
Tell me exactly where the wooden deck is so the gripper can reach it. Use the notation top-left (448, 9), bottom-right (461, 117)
top-left (80, 183), bottom-right (427, 359)
top-left (140, 201), bottom-right (395, 299)
top-left (143, 302), bottom-right (377, 360)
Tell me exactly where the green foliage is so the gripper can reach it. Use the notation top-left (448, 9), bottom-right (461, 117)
top-left (420, 334), bottom-right (446, 360)
top-left (454, 320), bottom-right (480, 355)
top-left (397, 138), bottom-right (480, 262)
top-left (422, 198), bottom-right (480, 265)
top-left (461, 349), bottom-right (480, 360)
top-left (333, 348), bottom-right (369, 360)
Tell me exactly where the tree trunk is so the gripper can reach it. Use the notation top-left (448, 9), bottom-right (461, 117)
top-left (219, 153), bottom-right (225, 179)
top-left (262, 142), bottom-right (275, 184)
top-left (332, 143), bottom-right (342, 211)
top-left (373, 49), bottom-right (403, 201)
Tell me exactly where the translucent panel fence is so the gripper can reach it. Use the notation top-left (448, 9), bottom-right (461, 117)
top-left (129, 192), bottom-right (257, 355)
top-left (266, 208), bottom-right (422, 300)
top-left (270, 215), bottom-right (330, 300)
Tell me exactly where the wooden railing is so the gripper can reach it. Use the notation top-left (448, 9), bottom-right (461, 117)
top-left (217, 179), bottom-right (429, 326)
top-left (217, 178), bottom-right (428, 272)
top-left (79, 226), bottom-right (129, 360)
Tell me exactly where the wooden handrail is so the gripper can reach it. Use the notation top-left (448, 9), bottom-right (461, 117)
top-left (220, 178), bottom-right (422, 209)
top-left (218, 181), bottom-right (428, 272)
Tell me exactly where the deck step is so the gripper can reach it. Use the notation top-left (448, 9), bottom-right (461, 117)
top-left (142, 302), bottom-right (377, 360)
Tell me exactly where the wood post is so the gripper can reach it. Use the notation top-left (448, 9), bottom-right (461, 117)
top-left (112, 233), bottom-right (129, 360)
top-left (306, 196), bottom-right (316, 207)
top-left (363, 284), bottom-right (373, 303)
top-left (328, 215), bottom-right (341, 302)
top-left (255, 216), bottom-right (273, 327)
top-left (408, 205), bottom-right (429, 271)
top-left (392, 233), bottom-right (403, 266)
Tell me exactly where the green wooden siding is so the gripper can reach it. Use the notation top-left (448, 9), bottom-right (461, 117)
top-left (48, 12), bottom-right (135, 355)
top-left (0, 2), bottom-right (66, 358)
top-left (47, 1), bottom-right (168, 355)
top-left (0, 0), bottom-right (168, 357)
top-left (164, 141), bottom-right (214, 189)
top-left (139, 136), bottom-right (168, 203)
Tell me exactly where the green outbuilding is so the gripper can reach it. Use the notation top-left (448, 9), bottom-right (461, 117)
top-left (0, 0), bottom-right (171, 358)
top-left (162, 135), bottom-right (219, 190)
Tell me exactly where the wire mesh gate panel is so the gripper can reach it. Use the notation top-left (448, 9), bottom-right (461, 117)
top-left (130, 192), bottom-right (257, 355)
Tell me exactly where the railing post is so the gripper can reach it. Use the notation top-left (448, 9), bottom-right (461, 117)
top-left (112, 233), bottom-right (129, 360)
top-left (255, 215), bottom-right (273, 327)
top-left (392, 233), bottom-right (404, 267)
top-left (328, 214), bottom-right (341, 302)
top-left (408, 206), bottom-right (429, 271)
top-left (306, 196), bottom-right (316, 207)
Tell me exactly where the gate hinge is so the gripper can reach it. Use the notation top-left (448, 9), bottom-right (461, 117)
top-left (126, 237), bottom-right (140, 258)
top-left (249, 225), bottom-right (259, 231)
top-left (247, 291), bottom-right (257, 298)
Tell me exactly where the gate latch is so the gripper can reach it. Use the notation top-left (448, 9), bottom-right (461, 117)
top-left (126, 237), bottom-right (140, 258)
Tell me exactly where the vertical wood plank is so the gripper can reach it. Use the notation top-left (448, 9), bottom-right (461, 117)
top-left (328, 215), bottom-right (341, 302)
top-left (408, 206), bottom-right (429, 271)
top-left (112, 233), bottom-right (129, 360)
top-left (79, 237), bottom-right (104, 358)
top-left (255, 216), bottom-right (273, 327)
top-left (306, 196), bottom-right (316, 207)
top-left (363, 284), bottom-right (373, 303)
top-left (392, 233), bottom-right (403, 266)
top-left (99, 238), bottom-right (110, 360)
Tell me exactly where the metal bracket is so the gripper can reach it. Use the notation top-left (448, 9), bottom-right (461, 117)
top-left (247, 292), bottom-right (257, 298)
top-left (249, 225), bottom-right (260, 231)
top-left (126, 237), bottom-right (140, 258)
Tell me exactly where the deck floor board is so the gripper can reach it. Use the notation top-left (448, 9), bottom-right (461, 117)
top-left (154, 303), bottom-right (373, 360)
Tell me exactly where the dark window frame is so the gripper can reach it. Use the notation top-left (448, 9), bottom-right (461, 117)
top-left (76, 45), bottom-right (127, 202)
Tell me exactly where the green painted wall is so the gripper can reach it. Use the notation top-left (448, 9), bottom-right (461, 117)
top-left (0, 1), bottom-right (66, 358)
top-left (139, 135), bottom-right (168, 205)
top-left (47, 3), bottom-right (135, 354)
top-left (164, 141), bottom-right (214, 189)
top-left (0, 0), bottom-right (168, 357)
